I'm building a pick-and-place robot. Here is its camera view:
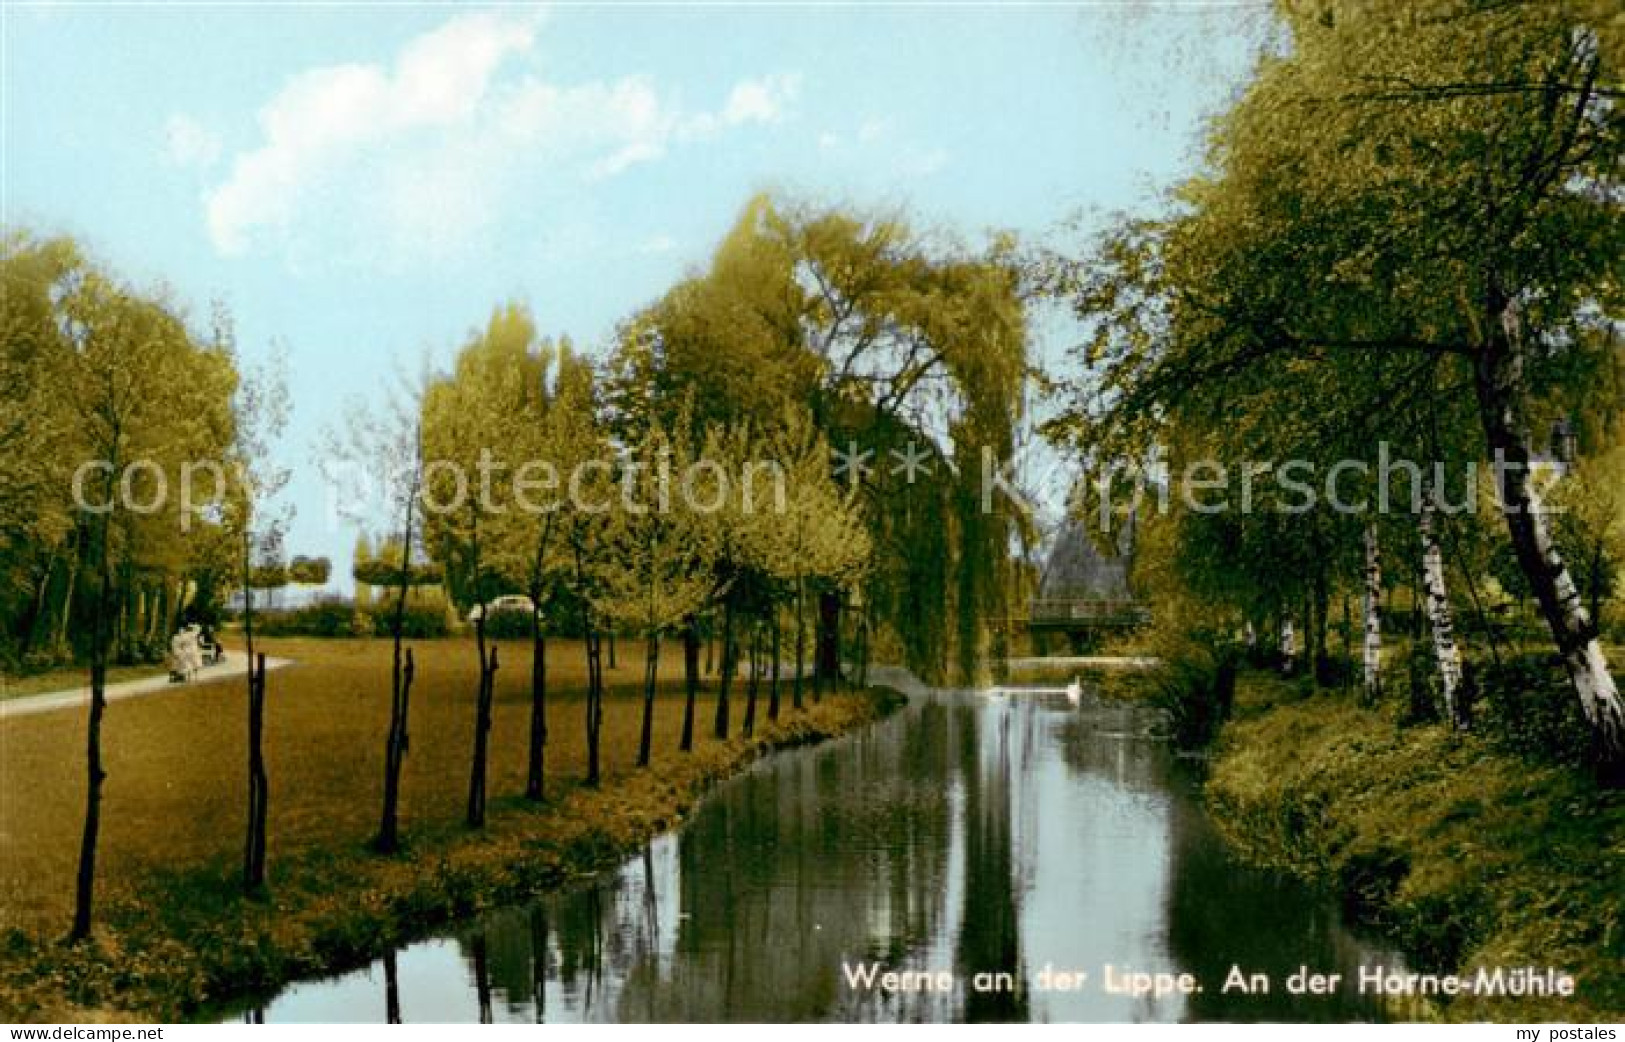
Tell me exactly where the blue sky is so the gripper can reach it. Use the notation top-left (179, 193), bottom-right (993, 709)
top-left (3, 1), bottom-right (1265, 577)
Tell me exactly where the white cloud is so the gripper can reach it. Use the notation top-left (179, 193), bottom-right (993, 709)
top-left (635, 234), bottom-right (677, 256)
top-left (812, 117), bottom-right (949, 180)
top-left (164, 114), bottom-right (221, 168)
top-left (721, 73), bottom-right (799, 127)
top-left (203, 9), bottom-right (796, 263)
top-left (679, 73), bottom-right (800, 143)
top-left (902, 146), bottom-right (950, 177)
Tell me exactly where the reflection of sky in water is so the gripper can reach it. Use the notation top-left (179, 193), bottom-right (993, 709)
top-left (245, 673), bottom-right (1401, 1023)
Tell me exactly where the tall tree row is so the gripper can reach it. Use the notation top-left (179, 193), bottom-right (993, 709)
top-left (1046, 0), bottom-right (1624, 769)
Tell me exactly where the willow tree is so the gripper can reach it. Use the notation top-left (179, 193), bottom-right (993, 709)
top-left (608, 195), bottom-right (1028, 684)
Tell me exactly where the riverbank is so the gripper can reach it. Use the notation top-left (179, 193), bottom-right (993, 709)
top-left (0, 636), bottom-right (902, 1022)
top-left (1205, 672), bottom-right (1624, 1022)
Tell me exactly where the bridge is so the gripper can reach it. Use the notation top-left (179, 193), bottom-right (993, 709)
top-left (1019, 510), bottom-right (1147, 651)
top-left (1019, 598), bottom-right (1150, 632)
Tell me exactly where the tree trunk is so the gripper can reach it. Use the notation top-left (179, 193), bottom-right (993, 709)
top-left (146, 579), bottom-right (166, 645)
top-left (856, 602), bottom-right (871, 689)
top-left (680, 616), bottom-right (699, 752)
top-left (71, 466), bottom-right (116, 942)
top-left (793, 579), bottom-right (806, 711)
top-left (465, 615), bottom-right (497, 826)
top-left (1419, 490), bottom-right (1465, 729)
top-left (1279, 617), bottom-right (1297, 675)
top-left (1444, 523), bottom-right (1503, 667)
top-left (243, 652), bottom-right (269, 892)
top-left (473, 932), bottom-right (493, 1024)
top-left (1591, 545), bottom-right (1606, 635)
top-left (375, 647), bottom-right (413, 853)
top-left (768, 615), bottom-right (782, 722)
top-left (56, 547), bottom-right (79, 652)
top-left (584, 627), bottom-right (602, 786)
top-left (526, 604), bottom-right (548, 801)
top-left (713, 597), bottom-right (734, 739)
top-left (375, 512), bottom-right (418, 853)
top-left (743, 621), bottom-right (760, 738)
top-left (1476, 303), bottom-right (1624, 772)
top-left (1311, 570), bottom-right (1331, 684)
top-left (815, 589), bottom-right (841, 698)
top-left (1362, 523), bottom-right (1384, 706)
top-left (637, 632), bottom-right (659, 767)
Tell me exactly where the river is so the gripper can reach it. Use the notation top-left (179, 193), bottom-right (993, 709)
top-left (236, 670), bottom-right (1402, 1023)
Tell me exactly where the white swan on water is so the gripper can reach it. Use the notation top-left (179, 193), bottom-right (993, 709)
top-left (1065, 677), bottom-right (1082, 706)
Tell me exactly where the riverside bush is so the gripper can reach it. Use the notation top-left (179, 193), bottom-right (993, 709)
top-left (1146, 632), bottom-right (1236, 748)
top-left (1476, 653), bottom-right (1593, 767)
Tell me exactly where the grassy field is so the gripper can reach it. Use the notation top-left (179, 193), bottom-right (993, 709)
top-left (1207, 672), bottom-right (1625, 1021)
top-left (0, 635), bottom-right (891, 1019)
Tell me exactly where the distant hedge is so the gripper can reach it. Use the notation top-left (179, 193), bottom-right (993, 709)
top-left (251, 598), bottom-right (451, 639)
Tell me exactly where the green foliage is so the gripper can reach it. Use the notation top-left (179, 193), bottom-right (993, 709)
top-left (246, 561), bottom-right (288, 589)
top-left (1478, 654), bottom-right (1595, 767)
top-left (477, 607), bottom-right (532, 641)
top-left (376, 603), bottom-right (452, 640)
top-left (0, 230), bottom-right (239, 667)
top-left (253, 599), bottom-right (370, 639)
top-left (287, 556), bottom-right (331, 585)
top-left (1141, 624), bottom-right (1238, 748)
top-left (249, 599), bottom-right (452, 639)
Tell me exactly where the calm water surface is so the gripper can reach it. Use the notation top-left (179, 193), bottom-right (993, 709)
top-left (239, 671), bottom-right (1401, 1023)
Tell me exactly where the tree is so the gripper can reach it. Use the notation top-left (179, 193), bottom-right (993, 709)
top-left (55, 262), bottom-right (235, 939)
top-left (288, 555), bottom-right (331, 585)
top-left (592, 418), bottom-right (718, 767)
top-left (0, 234), bottom-right (80, 663)
top-left (487, 336), bottom-right (596, 800)
top-left (1046, 1), bottom-right (1625, 768)
top-left (745, 409), bottom-right (871, 713)
top-left (607, 195), bottom-right (1028, 686)
top-left (325, 363), bottom-right (430, 854)
top-left (423, 305), bottom-right (532, 827)
top-left (223, 331), bottom-right (291, 894)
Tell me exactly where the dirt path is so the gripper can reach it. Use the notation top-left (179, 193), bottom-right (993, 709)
top-left (0, 651), bottom-right (293, 721)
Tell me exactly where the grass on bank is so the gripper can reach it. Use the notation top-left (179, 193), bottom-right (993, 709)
top-left (1206, 672), bottom-right (1625, 1021)
top-left (0, 635), bottom-right (897, 1020)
